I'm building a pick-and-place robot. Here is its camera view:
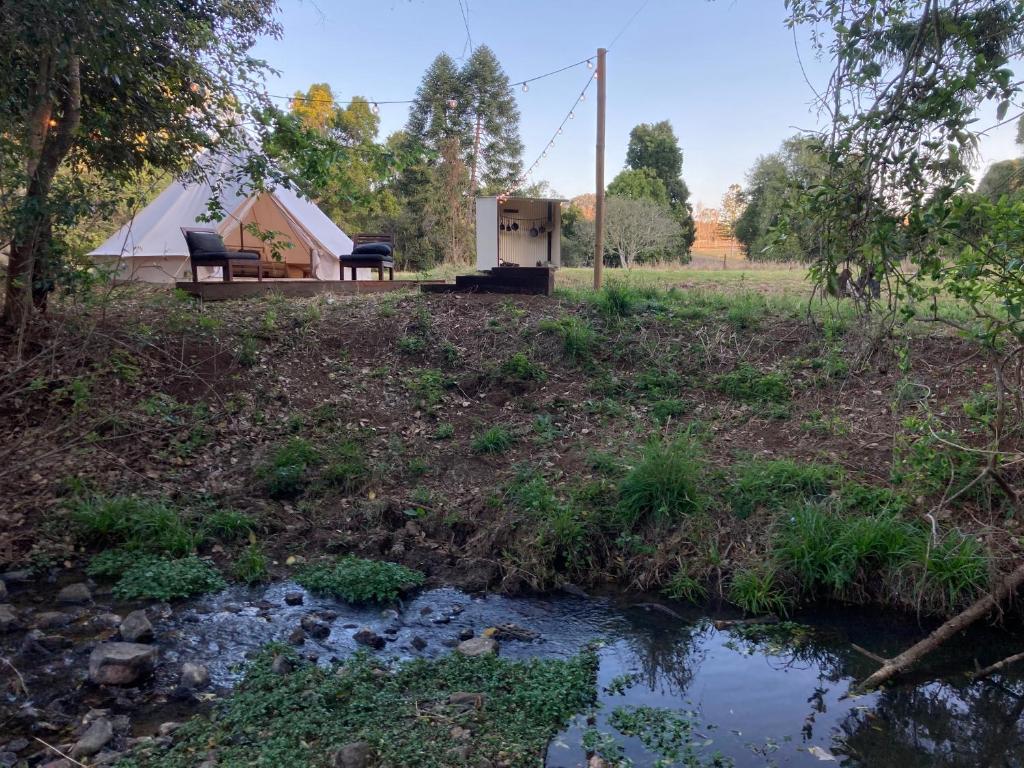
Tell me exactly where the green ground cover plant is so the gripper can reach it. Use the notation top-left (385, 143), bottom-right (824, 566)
top-left (295, 556), bottom-right (425, 604)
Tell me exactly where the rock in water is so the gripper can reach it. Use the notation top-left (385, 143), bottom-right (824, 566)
top-left (33, 611), bottom-right (73, 630)
top-left (57, 582), bottom-right (92, 605)
top-left (119, 610), bottom-right (153, 643)
top-left (334, 741), bottom-right (373, 768)
top-left (455, 637), bottom-right (498, 657)
top-left (180, 662), bottom-right (209, 689)
top-left (270, 655), bottom-right (293, 676)
top-left (0, 579), bottom-right (7, 601)
top-left (88, 643), bottom-right (158, 686)
top-left (300, 615), bottom-right (330, 639)
top-left (71, 717), bottom-right (113, 758)
top-left (284, 591), bottom-right (304, 606)
top-left (410, 636), bottom-right (427, 651)
top-left (353, 628), bottom-right (385, 650)
top-left (0, 604), bottom-right (19, 633)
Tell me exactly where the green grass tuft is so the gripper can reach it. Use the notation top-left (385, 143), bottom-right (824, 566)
top-left (728, 459), bottom-right (840, 518)
top-left (472, 425), bottom-right (515, 454)
top-left (617, 437), bottom-right (704, 528)
top-left (715, 363), bottom-right (791, 404)
top-left (259, 438), bottom-right (320, 498)
top-left (233, 541), bottom-right (270, 584)
top-left (727, 567), bottom-right (790, 615)
top-left (539, 316), bottom-right (599, 366)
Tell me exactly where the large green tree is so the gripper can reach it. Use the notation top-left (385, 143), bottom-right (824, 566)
top-left (462, 46), bottom-right (523, 194)
top-left (623, 121), bottom-right (695, 254)
top-left (0, 0), bottom-right (280, 332)
top-left (607, 167), bottom-right (669, 207)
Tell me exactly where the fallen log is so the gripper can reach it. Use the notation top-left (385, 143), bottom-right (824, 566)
top-left (972, 650), bottom-right (1024, 681)
top-left (859, 563), bottom-right (1024, 691)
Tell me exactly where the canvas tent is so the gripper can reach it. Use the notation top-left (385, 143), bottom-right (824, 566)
top-left (90, 152), bottom-right (352, 283)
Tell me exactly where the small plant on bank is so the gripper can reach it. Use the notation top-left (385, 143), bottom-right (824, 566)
top-left (71, 495), bottom-right (202, 557)
top-left (661, 572), bottom-right (708, 603)
top-left (407, 368), bottom-right (449, 410)
top-left (201, 509), bottom-right (256, 542)
top-left (617, 437), bottom-right (704, 528)
top-left (233, 541), bottom-right (270, 584)
top-left (650, 398), bottom-right (689, 425)
top-left (433, 422), bottom-right (455, 439)
top-left (259, 437), bottom-right (320, 498)
top-left (728, 567), bottom-right (790, 616)
top-left (113, 556), bottom-right (226, 601)
top-left (538, 315), bottom-right (599, 366)
top-left (472, 425), bottom-right (515, 454)
top-left (499, 352), bottom-right (547, 383)
top-left (715, 363), bottom-right (791, 404)
top-left (295, 556), bottom-right (425, 604)
top-left (397, 334), bottom-right (426, 354)
top-left (322, 438), bottom-right (369, 492)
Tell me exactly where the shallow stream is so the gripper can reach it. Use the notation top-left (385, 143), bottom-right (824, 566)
top-left (154, 582), bottom-right (1024, 767)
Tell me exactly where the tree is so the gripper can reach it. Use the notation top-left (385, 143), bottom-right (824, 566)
top-left (0, 0), bottom-right (280, 332)
top-left (406, 53), bottom-right (466, 150)
top-left (719, 183), bottom-right (746, 232)
top-left (733, 136), bottom-right (827, 261)
top-left (623, 121), bottom-right (695, 253)
top-left (976, 116), bottom-right (1024, 200)
top-left (462, 45), bottom-right (523, 193)
top-left (607, 168), bottom-right (669, 206)
top-left (602, 197), bottom-right (680, 269)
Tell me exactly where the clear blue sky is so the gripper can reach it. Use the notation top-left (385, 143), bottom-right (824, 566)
top-left (251, 0), bottom-right (1020, 208)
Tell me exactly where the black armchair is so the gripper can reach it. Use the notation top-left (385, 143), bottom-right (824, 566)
top-left (181, 226), bottom-right (263, 283)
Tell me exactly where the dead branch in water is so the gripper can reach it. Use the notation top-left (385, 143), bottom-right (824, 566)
top-left (973, 651), bottom-right (1024, 681)
top-left (859, 563), bottom-right (1024, 691)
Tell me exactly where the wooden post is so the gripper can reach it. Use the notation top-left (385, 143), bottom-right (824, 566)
top-left (594, 47), bottom-right (607, 291)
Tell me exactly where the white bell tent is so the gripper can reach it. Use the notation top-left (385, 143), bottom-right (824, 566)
top-left (90, 153), bottom-right (353, 283)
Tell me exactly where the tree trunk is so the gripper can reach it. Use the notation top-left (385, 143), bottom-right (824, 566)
top-left (3, 52), bottom-right (81, 332)
top-left (470, 111), bottom-right (482, 193)
top-left (859, 562), bottom-right (1024, 690)
top-left (972, 650), bottom-right (1024, 680)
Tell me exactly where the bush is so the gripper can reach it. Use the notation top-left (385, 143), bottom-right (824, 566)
top-left (728, 459), bottom-right (840, 518)
top-left (295, 556), bottom-right (425, 604)
top-left (113, 556), bottom-right (226, 600)
top-left (472, 426), bottom-right (515, 454)
top-left (618, 438), bottom-right (704, 527)
top-left (715, 364), bottom-right (790, 404)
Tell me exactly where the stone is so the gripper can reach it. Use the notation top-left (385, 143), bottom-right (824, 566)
top-left (448, 692), bottom-right (485, 710)
top-left (119, 610), bottom-right (153, 643)
top-left (33, 611), bottom-right (73, 630)
top-left (71, 717), bottom-right (113, 758)
top-left (288, 627), bottom-right (306, 645)
top-left (5, 739), bottom-right (28, 753)
top-left (1, 570), bottom-right (31, 583)
top-left (0, 752), bottom-right (16, 767)
top-left (0, 605), bottom-right (19, 633)
top-left (88, 643), bottom-right (158, 686)
top-left (158, 722), bottom-right (183, 737)
top-left (284, 591), bottom-right (304, 606)
top-left (410, 636), bottom-right (427, 651)
top-left (57, 582), bottom-right (92, 605)
top-left (180, 662), bottom-right (209, 689)
top-left (353, 628), bottom-right (385, 650)
top-left (300, 615), bottom-right (330, 640)
top-left (455, 637), bottom-right (497, 658)
top-left (419, 606), bottom-right (432, 615)
top-left (457, 628), bottom-right (474, 641)
top-left (94, 613), bottom-right (123, 629)
top-left (270, 655), bottom-right (293, 676)
top-left (333, 741), bottom-right (373, 768)
top-left (0, 579), bottom-right (6, 601)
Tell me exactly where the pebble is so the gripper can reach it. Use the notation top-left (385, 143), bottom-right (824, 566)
top-left (457, 628), bottom-right (475, 641)
top-left (300, 615), bottom-right (330, 639)
top-left (0, 580), bottom-right (6, 601)
top-left (411, 636), bottom-right (428, 651)
top-left (119, 610), bottom-right (154, 643)
top-left (0, 605), bottom-right (19, 633)
top-left (33, 611), bottom-right (74, 630)
top-left (288, 626), bottom-right (306, 645)
top-left (57, 582), bottom-right (92, 605)
top-left (284, 591), bottom-right (304, 606)
top-left (270, 655), bottom-right (293, 675)
top-left (158, 722), bottom-right (183, 737)
top-left (334, 741), bottom-right (373, 768)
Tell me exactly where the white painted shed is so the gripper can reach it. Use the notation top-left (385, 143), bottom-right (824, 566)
top-left (475, 196), bottom-right (565, 272)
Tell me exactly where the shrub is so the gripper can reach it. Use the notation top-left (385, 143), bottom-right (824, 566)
top-left (113, 556), bottom-right (226, 601)
top-left (715, 364), bottom-right (790, 403)
top-left (728, 568), bottom-right (790, 616)
top-left (397, 334), bottom-right (426, 354)
top-left (472, 425), bottom-right (515, 454)
top-left (728, 459), bottom-right (840, 518)
top-left (618, 438), bottom-right (703, 527)
top-left (260, 438), bottom-right (320, 498)
top-left (295, 556), bottom-right (425, 604)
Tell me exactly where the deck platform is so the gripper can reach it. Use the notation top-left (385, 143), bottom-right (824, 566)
top-left (176, 279), bottom-right (444, 301)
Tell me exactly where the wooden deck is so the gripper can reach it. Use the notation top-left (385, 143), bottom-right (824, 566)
top-left (176, 278), bottom-right (444, 301)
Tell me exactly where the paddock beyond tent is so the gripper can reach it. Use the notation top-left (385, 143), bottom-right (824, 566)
top-left (89, 153), bottom-right (353, 283)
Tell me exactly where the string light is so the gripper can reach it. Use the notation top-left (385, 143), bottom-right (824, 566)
top-left (587, 59), bottom-right (594, 69)
top-left (521, 83), bottom-right (529, 93)
top-left (569, 111), bottom-right (575, 120)
top-left (370, 102), bottom-right (380, 115)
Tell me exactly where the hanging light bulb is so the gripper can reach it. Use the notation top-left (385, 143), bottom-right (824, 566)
top-left (521, 83), bottom-right (529, 93)
top-left (579, 92), bottom-right (586, 102)
top-left (370, 102), bottom-right (380, 115)
top-left (587, 59), bottom-right (594, 69)
top-left (558, 128), bottom-right (563, 135)
top-left (593, 70), bottom-right (599, 80)
top-left (569, 111), bottom-right (575, 120)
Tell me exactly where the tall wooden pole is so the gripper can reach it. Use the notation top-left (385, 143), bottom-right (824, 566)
top-left (594, 47), bottom-right (607, 291)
